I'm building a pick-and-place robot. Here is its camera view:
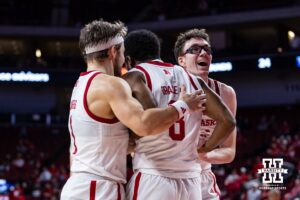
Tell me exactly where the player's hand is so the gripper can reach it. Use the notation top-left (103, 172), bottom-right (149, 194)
top-left (179, 86), bottom-right (206, 112)
top-left (198, 152), bottom-right (209, 162)
top-left (198, 146), bottom-right (209, 153)
top-left (198, 143), bottom-right (216, 153)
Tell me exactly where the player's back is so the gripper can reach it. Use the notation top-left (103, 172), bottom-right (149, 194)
top-left (68, 71), bottom-right (128, 183)
top-left (129, 60), bottom-right (203, 178)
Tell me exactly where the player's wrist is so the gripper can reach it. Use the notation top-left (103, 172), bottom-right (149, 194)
top-left (170, 100), bottom-right (189, 119)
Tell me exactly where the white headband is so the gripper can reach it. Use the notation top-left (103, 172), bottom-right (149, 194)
top-left (85, 36), bottom-right (124, 54)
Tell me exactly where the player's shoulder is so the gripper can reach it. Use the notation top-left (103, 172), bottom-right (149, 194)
top-left (93, 73), bottom-right (130, 92)
top-left (128, 62), bottom-right (150, 74)
top-left (213, 79), bottom-right (235, 95)
top-left (174, 64), bottom-right (185, 71)
top-left (222, 83), bottom-right (235, 96)
top-left (134, 61), bottom-right (153, 69)
top-left (122, 70), bottom-right (145, 85)
top-left (136, 62), bottom-right (149, 67)
top-left (214, 80), bottom-right (236, 101)
top-left (140, 60), bottom-right (175, 68)
top-left (173, 64), bottom-right (189, 76)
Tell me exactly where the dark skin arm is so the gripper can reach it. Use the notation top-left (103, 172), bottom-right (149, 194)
top-left (197, 77), bottom-right (236, 153)
top-left (122, 71), bottom-right (157, 110)
top-left (122, 71), bottom-right (157, 153)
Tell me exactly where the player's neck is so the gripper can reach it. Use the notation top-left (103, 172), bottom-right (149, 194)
top-left (87, 61), bottom-right (113, 75)
top-left (193, 73), bottom-right (209, 84)
top-left (201, 76), bottom-right (209, 84)
top-left (136, 58), bottom-right (160, 65)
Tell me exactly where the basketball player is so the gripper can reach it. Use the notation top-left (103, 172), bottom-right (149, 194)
top-left (123, 29), bottom-right (236, 200)
top-left (60, 20), bottom-right (205, 200)
top-left (174, 28), bottom-right (237, 199)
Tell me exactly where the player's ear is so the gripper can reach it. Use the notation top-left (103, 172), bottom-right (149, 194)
top-left (125, 56), bottom-right (131, 70)
top-left (108, 45), bottom-right (118, 59)
top-left (177, 56), bottom-right (185, 67)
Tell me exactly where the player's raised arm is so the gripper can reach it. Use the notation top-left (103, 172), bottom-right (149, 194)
top-left (197, 77), bottom-right (236, 153)
top-left (106, 76), bottom-right (204, 136)
top-left (199, 84), bottom-right (237, 163)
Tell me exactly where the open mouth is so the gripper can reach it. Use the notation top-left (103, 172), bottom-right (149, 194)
top-left (197, 61), bottom-right (208, 67)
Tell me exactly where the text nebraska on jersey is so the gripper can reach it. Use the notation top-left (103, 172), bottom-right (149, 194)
top-left (161, 85), bottom-right (179, 95)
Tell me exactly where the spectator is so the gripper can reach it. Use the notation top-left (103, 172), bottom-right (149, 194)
top-left (38, 167), bottom-right (52, 182)
top-left (246, 182), bottom-right (261, 200)
top-left (284, 179), bottom-right (300, 200)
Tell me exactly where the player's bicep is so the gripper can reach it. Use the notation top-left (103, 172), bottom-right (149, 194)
top-left (108, 79), bottom-right (144, 129)
top-left (222, 86), bottom-right (237, 117)
top-left (220, 128), bottom-right (236, 149)
top-left (220, 86), bottom-right (237, 149)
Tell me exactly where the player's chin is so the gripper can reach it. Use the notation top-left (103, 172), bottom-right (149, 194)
top-left (197, 68), bottom-right (209, 76)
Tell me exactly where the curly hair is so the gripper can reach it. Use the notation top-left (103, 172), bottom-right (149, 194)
top-left (125, 29), bottom-right (160, 62)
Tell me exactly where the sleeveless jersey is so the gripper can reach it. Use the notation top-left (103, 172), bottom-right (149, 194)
top-left (198, 78), bottom-right (222, 170)
top-left (68, 71), bottom-right (129, 183)
top-left (129, 60), bottom-right (203, 178)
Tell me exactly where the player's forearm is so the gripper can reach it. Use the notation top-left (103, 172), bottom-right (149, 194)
top-left (200, 118), bottom-right (235, 152)
top-left (203, 147), bottom-right (235, 164)
top-left (139, 106), bottom-right (178, 135)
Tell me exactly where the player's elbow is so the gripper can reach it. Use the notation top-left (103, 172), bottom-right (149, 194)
top-left (133, 123), bottom-right (155, 136)
top-left (225, 114), bottom-right (236, 134)
top-left (141, 124), bottom-right (158, 136)
top-left (132, 128), bottom-right (149, 137)
top-left (229, 118), bottom-right (236, 132)
top-left (216, 109), bottom-right (236, 134)
top-left (229, 153), bottom-right (235, 163)
top-left (224, 151), bottom-right (235, 163)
